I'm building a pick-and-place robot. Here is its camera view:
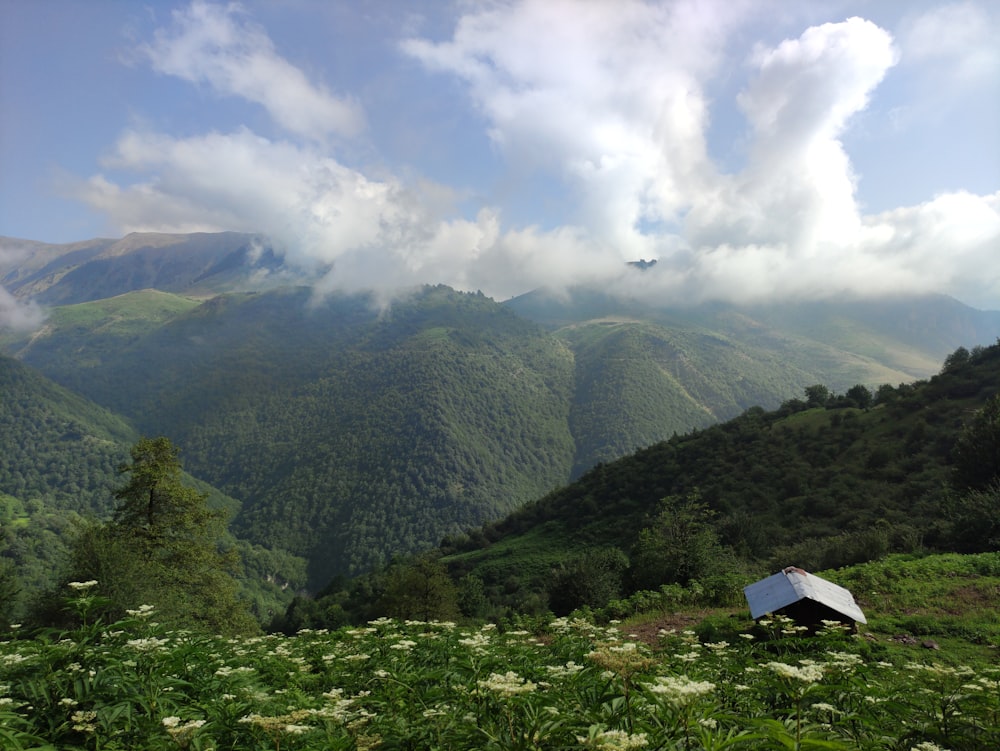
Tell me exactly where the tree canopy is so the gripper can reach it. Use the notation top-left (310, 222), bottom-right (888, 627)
top-left (57, 437), bottom-right (258, 634)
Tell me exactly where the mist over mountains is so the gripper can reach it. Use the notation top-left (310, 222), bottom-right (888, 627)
top-left (1, 231), bottom-right (999, 590)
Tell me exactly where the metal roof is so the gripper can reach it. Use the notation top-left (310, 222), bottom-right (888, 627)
top-left (743, 567), bottom-right (867, 623)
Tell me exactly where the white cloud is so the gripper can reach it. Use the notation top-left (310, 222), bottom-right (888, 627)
top-left (57, 1), bottom-right (1000, 309)
top-left (687, 17), bottom-right (897, 254)
top-left (69, 125), bottom-right (634, 300)
top-left (859, 191), bottom-right (1000, 308)
top-left (402, 0), bottom-right (743, 253)
top-left (142, 0), bottom-right (364, 141)
top-left (0, 285), bottom-right (46, 332)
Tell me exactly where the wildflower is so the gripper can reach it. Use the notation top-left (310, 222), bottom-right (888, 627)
top-left (458, 632), bottom-right (491, 652)
top-left (910, 743), bottom-right (950, 751)
top-left (825, 651), bottom-right (863, 668)
top-left (126, 604), bottom-right (156, 618)
top-left (126, 636), bottom-right (170, 652)
top-left (477, 671), bottom-right (537, 696)
top-left (67, 580), bottom-right (98, 590)
top-left (239, 712), bottom-right (315, 735)
top-left (59, 698), bottom-right (79, 707)
top-left (546, 661), bottom-right (585, 677)
top-left (644, 675), bottom-right (716, 704)
top-left (699, 718), bottom-right (718, 729)
top-left (587, 642), bottom-right (655, 676)
top-left (766, 661), bottom-right (825, 683)
top-left (356, 733), bottom-right (383, 751)
top-left (578, 728), bottom-right (649, 749)
top-left (72, 710), bottom-right (98, 733)
top-left (214, 665), bottom-right (255, 676)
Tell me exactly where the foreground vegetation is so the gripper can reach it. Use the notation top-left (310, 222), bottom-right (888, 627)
top-left (3, 570), bottom-right (999, 751)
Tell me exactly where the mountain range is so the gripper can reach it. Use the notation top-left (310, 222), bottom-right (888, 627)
top-left (1, 231), bottom-right (998, 596)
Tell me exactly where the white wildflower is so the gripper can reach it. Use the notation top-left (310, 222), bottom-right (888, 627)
top-left (766, 661), bottom-right (825, 683)
top-left (644, 675), bottom-right (715, 704)
top-left (126, 637), bottom-right (169, 652)
top-left (478, 671), bottom-right (537, 696)
top-left (578, 728), bottom-right (649, 749)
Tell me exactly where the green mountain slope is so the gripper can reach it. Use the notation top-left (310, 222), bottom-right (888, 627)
top-left (0, 353), bottom-right (307, 622)
top-left (0, 353), bottom-right (137, 516)
top-left (435, 342), bottom-right (1000, 614)
top-left (0, 289), bottom-right (201, 369)
top-left (190, 288), bottom-right (577, 585)
top-left (3, 286), bottom-right (577, 586)
top-left (3, 277), bottom-right (998, 591)
top-left (505, 288), bottom-right (997, 474)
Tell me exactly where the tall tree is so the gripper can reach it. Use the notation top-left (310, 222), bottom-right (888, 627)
top-left (952, 393), bottom-right (1000, 492)
top-left (374, 554), bottom-right (460, 622)
top-left (65, 437), bottom-right (258, 634)
top-left (630, 492), bottom-right (725, 590)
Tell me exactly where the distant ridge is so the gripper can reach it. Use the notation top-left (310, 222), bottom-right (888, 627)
top-left (0, 232), bottom-right (288, 304)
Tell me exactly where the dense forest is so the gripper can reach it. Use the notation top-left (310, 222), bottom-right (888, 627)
top-left (6, 281), bottom-right (995, 590)
top-left (279, 341), bottom-right (1000, 630)
top-left (2, 332), bottom-right (999, 632)
top-left (1, 256), bottom-right (999, 627)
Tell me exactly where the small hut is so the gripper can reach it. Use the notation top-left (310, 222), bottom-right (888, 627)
top-left (744, 566), bottom-right (867, 629)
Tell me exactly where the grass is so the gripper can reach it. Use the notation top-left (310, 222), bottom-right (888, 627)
top-left (609, 553), bottom-right (1000, 666)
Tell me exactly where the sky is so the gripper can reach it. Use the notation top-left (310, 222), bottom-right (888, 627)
top-left (1, 0), bottom-right (998, 313)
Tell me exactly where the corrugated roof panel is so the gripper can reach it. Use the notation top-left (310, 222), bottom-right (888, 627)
top-left (743, 571), bottom-right (800, 619)
top-left (743, 568), bottom-right (867, 624)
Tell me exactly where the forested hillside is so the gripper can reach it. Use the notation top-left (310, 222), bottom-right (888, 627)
top-left (0, 354), bottom-right (307, 623)
top-left (3, 286), bottom-right (579, 586)
top-left (0, 353), bottom-right (136, 514)
top-left (2, 269), bottom-right (998, 591)
top-left (450, 342), bottom-right (1000, 611)
top-left (286, 341), bottom-right (1000, 627)
top-left (0, 354), bottom-right (138, 610)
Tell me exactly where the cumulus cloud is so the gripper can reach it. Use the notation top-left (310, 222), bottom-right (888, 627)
top-left (70, 125), bottom-right (630, 299)
top-left (402, 0), bottom-right (740, 252)
top-left (684, 17), bottom-right (898, 279)
top-left (142, 0), bottom-right (364, 141)
top-left (61, 0), bottom-right (1000, 309)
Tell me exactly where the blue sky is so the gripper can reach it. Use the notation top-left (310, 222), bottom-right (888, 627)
top-left (1, 0), bottom-right (998, 310)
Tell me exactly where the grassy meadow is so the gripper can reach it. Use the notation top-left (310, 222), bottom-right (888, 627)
top-left (3, 555), bottom-right (999, 751)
